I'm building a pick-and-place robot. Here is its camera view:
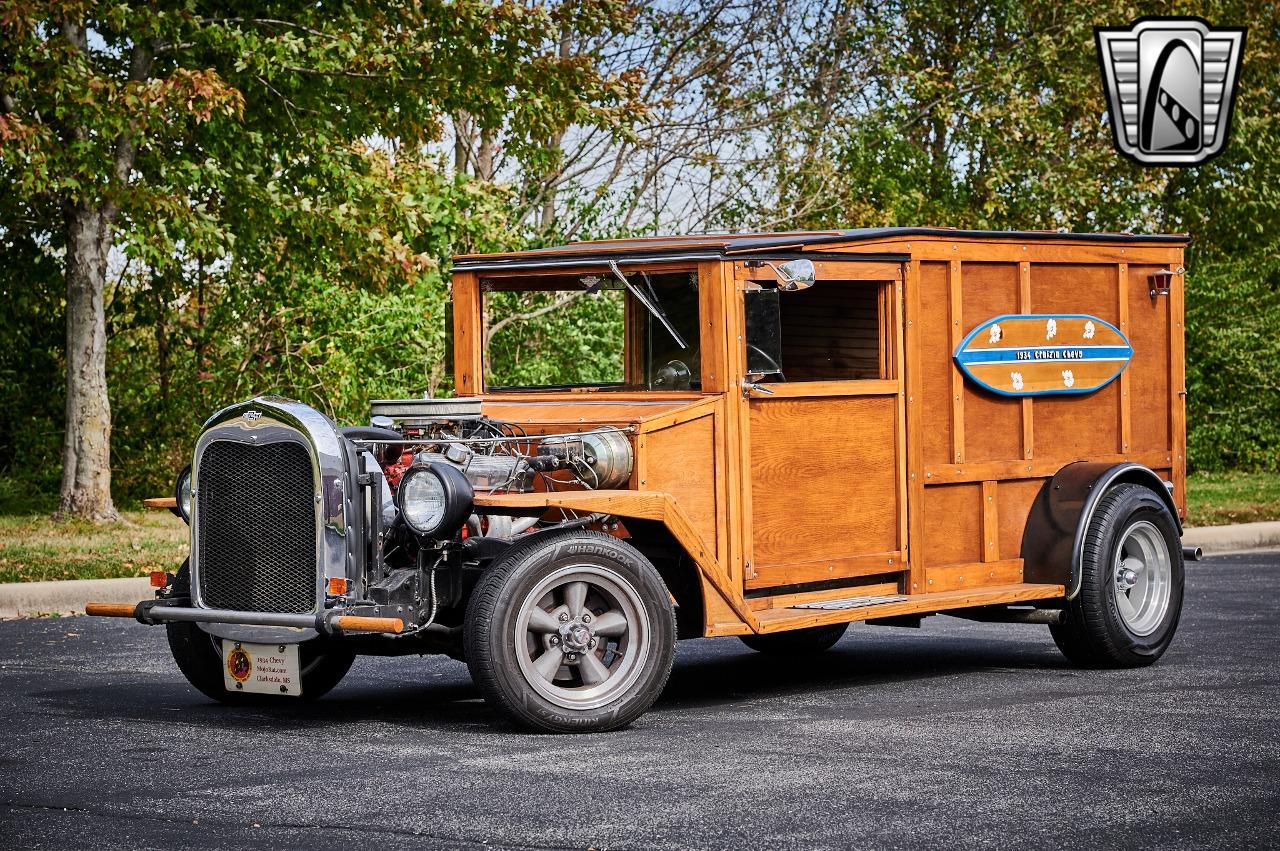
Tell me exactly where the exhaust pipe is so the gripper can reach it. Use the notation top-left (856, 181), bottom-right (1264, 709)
top-left (1182, 545), bottom-right (1203, 561)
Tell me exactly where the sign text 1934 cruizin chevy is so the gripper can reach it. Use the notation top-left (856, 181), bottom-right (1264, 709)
top-left (90, 228), bottom-right (1197, 732)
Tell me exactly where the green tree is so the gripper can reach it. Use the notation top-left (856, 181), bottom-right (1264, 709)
top-left (0, 1), bottom-right (643, 519)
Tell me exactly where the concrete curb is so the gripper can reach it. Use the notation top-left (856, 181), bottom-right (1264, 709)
top-left (0, 577), bottom-right (151, 619)
top-left (1183, 521), bottom-right (1280, 556)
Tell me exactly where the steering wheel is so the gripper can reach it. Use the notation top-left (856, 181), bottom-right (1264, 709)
top-left (652, 359), bottom-right (693, 390)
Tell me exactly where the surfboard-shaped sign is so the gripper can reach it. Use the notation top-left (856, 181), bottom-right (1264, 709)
top-left (954, 314), bottom-right (1132, 397)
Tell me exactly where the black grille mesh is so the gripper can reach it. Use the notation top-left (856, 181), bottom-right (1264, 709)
top-left (196, 440), bottom-right (318, 614)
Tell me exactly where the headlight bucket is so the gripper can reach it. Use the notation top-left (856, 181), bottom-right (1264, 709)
top-left (397, 462), bottom-right (473, 537)
top-left (173, 464), bottom-right (192, 524)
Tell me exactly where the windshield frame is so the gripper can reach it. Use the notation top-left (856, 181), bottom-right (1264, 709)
top-left (469, 264), bottom-right (705, 394)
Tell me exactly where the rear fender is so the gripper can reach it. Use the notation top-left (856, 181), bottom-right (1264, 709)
top-left (1021, 461), bottom-right (1182, 600)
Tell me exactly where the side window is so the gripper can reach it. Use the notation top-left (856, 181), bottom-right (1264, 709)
top-left (746, 280), bottom-right (891, 381)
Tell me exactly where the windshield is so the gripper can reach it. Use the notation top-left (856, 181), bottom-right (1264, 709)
top-left (482, 270), bottom-right (701, 391)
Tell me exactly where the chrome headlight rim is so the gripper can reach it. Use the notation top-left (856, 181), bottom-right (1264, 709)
top-left (397, 462), bottom-right (473, 537)
top-left (173, 464), bottom-right (192, 524)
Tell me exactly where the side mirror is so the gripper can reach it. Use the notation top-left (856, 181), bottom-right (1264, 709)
top-left (774, 258), bottom-right (815, 291)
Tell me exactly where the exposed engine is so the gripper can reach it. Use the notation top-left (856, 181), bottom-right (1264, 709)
top-left (361, 397), bottom-right (633, 538)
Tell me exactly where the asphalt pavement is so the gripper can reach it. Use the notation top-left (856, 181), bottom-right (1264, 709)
top-left (1, 553), bottom-right (1277, 850)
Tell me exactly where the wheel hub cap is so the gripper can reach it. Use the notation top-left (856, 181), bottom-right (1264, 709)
top-left (561, 622), bottom-right (592, 652)
top-left (1112, 520), bottom-right (1173, 637)
top-left (513, 565), bottom-right (651, 711)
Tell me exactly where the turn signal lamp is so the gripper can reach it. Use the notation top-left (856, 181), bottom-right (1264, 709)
top-left (149, 571), bottom-right (167, 589)
top-left (327, 577), bottom-right (350, 596)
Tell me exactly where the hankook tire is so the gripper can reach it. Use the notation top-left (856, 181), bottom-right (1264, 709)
top-left (463, 530), bottom-right (676, 733)
top-left (1050, 484), bottom-right (1184, 668)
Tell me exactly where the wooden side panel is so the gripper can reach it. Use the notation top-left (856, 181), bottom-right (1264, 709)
top-left (1127, 265), bottom-right (1172, 454)
top-left (917, 262), bottom-right (953, 467)
top-left (643, 415), bottom-right (718, 558)
top-left (961, 263), bottom-right (1023, 462)
top-left (921, 483), bottom-right (982, 566)
top-left (1028, 261), bottom-right (1120, 324)
top-left (747, 395), bottom-right (899, 577)
top-left (1035, 382), bottom-right (1122, 460)
top-left (996, 477), bottom-right (1044, 562)
top-left (1029, 263), bottom-right (1122, 461)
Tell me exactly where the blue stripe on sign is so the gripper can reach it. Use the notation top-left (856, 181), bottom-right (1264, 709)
top-left (956, 345), bottom-right (1132, 365)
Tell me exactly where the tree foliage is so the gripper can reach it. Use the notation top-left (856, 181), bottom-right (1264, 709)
top-left (0, 0), bottom-right (643, 504)
top-left (0, 0), bottom-right (1277, 511)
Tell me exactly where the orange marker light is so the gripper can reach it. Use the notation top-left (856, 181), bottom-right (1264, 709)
top-left (149, 571), bottom-right (167, 589)
top-left (327, 577), bottom-right (350, 596)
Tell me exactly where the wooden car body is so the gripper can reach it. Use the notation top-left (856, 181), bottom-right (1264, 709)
top-left (450, 228), bottom-right (1188, 637)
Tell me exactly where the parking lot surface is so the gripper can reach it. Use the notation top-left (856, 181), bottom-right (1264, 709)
top-left (1, 553), bottom-right (1277, 850)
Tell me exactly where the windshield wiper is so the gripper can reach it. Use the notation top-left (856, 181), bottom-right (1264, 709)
top-left (606, 260), bottom-right (688, 349)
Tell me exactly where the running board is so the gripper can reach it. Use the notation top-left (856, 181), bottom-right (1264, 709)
top-left (791, 595), bottom-right (908, 610)
top-left (752, 583), bottom-right (1065, 633)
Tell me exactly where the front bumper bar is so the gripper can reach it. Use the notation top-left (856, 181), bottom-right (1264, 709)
top-left (86, 600), bottom-right (403, 635)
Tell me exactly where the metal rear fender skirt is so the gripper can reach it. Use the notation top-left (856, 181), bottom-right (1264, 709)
top-left (1021, 461), bottom-right (1182, 599)
top-left (190, 397), bottom-right (354, 643)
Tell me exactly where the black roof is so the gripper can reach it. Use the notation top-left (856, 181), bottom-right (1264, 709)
top-left (452, 227), bottom-right (1187, 271)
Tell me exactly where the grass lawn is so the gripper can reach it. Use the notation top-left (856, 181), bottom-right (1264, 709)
top-left (0, 509), bottom-right (188, 584)
top-left (1186, 470), bottom-right (1280, 527)
top-left (0, 471), bottom-right (1274, 584)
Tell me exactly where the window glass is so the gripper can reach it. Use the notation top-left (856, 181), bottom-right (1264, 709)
top-left (745, 281), bottom-right (885, 381)
top-left (482, 271), bottom-right (701, 391)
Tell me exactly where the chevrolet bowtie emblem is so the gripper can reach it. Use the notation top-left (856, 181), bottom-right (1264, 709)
top-left (1095, 17), bottom-right (1246, 166)
top-left (243, 410), bottom-right (262, 422)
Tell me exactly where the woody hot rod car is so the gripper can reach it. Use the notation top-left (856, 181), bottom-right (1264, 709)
top-left (90, 228), bottom-right (1195, 732)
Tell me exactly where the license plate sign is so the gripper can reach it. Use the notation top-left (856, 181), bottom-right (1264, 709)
top-left (222, 640), bottom-right (302, 696)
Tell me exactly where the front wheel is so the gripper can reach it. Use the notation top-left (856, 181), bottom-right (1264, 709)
top-left (464, 530), bottom-right (677, 733)
top-left (1050, 484), bottom-right (1184, 668)
top-left (165, 563), bottom-right (355, 703)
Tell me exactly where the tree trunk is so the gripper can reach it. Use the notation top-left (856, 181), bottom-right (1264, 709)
top-left (54, 25), bottom-right (151, 522)
top-left (58, 201), bottom-right (120, 521)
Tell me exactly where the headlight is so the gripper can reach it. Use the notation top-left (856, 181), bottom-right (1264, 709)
top-left (173, 465), bottom-right (192, 524)
top-left (397, 463), bottom-right (472, 537)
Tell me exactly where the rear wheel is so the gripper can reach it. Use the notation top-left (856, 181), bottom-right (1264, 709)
top-left (740, 623), bottom-right (848, 655)
top-left (464, 531), bottom-right (676, 733)
top-left (165, 564), bottom-right (355, 703)
top-left (1050, 484), bottom-right (1183, 668)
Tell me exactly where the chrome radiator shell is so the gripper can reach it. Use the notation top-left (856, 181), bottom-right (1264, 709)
top-left (189, 396), bottom-right (354, 643)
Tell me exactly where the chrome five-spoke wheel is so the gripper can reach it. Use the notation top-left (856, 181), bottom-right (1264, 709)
top-left (515, 565), bottom-right (649, 710)
top-left (464, 530), bottom-right (677, 732)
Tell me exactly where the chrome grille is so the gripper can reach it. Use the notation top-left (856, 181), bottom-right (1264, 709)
top-left (196, 440), bottom-right (318, 614)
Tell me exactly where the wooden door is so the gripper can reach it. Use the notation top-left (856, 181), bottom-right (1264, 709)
top-left (738, 266), bottom-right (908, 592)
